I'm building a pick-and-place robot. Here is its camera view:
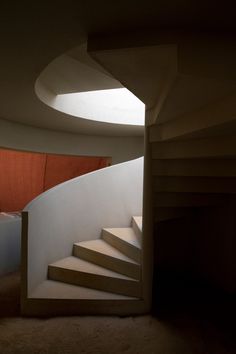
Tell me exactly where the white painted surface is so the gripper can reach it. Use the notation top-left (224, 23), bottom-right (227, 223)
top-left (38, 50), bottom-right (123, 96)
top-left (0, 214), bottom-right (21, 276)
top-left (132, 216), bottom-right (142, 242)
top-left (35, 47), bottom-right (144, 127)
top-left (132, 216), bottom-right (142, 231)
top-left (25, 157), bottom-right (143, 295)
top-left (51, 89), bottom-right (145, 125)
top-left (0, 119), bottom-right (143, 165)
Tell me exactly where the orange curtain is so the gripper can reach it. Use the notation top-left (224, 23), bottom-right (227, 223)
top-left (0, 149), bottom-right (111, 212)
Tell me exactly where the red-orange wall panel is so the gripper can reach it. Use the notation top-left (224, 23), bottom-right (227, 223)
top-left (44, 155), bottom-right (109, 190)
top-left (0, 149), bottom-right (110, 212)
top-left (0, 150), bottom-right (46, 212)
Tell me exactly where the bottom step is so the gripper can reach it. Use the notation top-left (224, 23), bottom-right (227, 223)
top-left (48, 256), bottom-right (141, 297)
top-left (22, 281), bottom-right (147, 316)
top-left (30, 280), bottom-right (138, 300)
top-left (23, 280), bottom-right (145, 316)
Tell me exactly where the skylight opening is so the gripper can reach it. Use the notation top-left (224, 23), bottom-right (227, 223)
top-left (54, 88), bottom-right (145, 126)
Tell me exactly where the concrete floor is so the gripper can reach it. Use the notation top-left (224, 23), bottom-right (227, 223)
top-left (0, 272), bottom-right (235, 354)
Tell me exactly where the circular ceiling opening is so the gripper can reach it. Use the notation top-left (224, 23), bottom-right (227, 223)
top-left (35, 44), bottom-right (145, 128)
top-left (52, 88), bottom-right (144, 125)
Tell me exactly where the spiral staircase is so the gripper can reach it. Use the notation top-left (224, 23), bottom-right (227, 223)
top-left (21, 32), bottom-right (236, 316)
top-left (46, 216), bottom-right (142, 298)
top-left (89, 32), bottom-right (236, 296)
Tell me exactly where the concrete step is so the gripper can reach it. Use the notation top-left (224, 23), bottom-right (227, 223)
top-left (152, 158), bottom-right (236, 177)
top-left (30, 279), bottom-right (138, 300)
top-left (154, 192), bottom-right (229, 207)
top-left (154, 207), bottom-right (194, 222)
top-left (131, 216), bottom-right (142, 242)
top-left (48, 256), bottom-right (141, 297)
top-left (152, 135), bottom-right (236, 159)
top-left (27, 280), bottom-right (145, 316)
top-left (73, 239), bottom-right (140, 280)
top-left (102, 227), bottom-right (141, 263)
top-left (89, 43), bottom-right (177, 110)
top-left (153, 176), bottom-right (236, 194)
top-left (149, 92), bottom-right (236, 142)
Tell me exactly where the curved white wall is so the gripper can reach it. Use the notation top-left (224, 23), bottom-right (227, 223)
top-left (25, 157), bottom-right (143, 295)
top-left (0, 118), bottom-right (143, 165)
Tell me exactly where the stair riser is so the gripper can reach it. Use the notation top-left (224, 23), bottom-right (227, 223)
top-left (149, 95), bottom-right (236, 143)
top-left (152, 159), bottom-right (236, 177)
top-left (102, 230), bottom-right (141, 263)
top-left (152, 136), bottom-right (236, 160)
top-left (73, 245), bottom-right (141, 280)
top-left (154, 207), bottom-right (193, 222)
top-left (154, 192), bottom-right (228, 207)
top-left (154, 177), bottom-right (236, 194)
top-left (48, 266), bottom-right (141, 297)
top-left (131, 218), bottom-right (142, 243)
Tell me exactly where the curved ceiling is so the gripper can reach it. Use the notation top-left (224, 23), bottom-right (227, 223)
top-left (0, 3), bottom-right (235, 137)
top-left (0, 7), bottom-right (146, 137)
top-left (36, 44), bottom-right (144, 128)
top-left (38, 88), bottom-right (145, 126)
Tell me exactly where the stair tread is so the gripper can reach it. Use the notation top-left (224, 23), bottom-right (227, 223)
top-left (30, 280), bottom-right (138, 300)
top-left (74, 239), bottom-right (139, 264)
top-left (49, 256), bottom-right (138, 281)
top-left (103, 227), bottom-right (141, 249)
top-left (132, 216), bottom-right (142, 232)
